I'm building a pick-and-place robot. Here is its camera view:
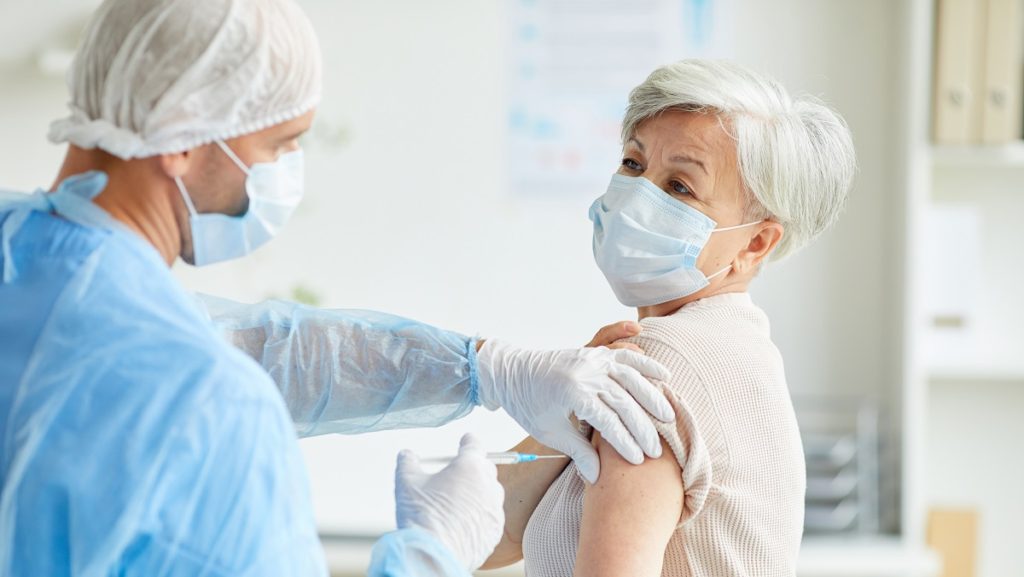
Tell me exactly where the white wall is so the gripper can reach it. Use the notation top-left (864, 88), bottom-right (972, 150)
top-left (0, 0), bottom-right (907, 537)
top-left (0, 71), bottom-right (69, 190)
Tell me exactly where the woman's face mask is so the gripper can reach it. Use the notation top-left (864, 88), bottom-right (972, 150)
top-left (174, 140), bottom-right (304, 266)
top-left (589, 173), bottom-right (758, 307)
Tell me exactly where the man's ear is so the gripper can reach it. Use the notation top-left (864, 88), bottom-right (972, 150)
top-left (734, 222), bottom-right (784, 274)
top-left (158, 150), bottom-right (192, 180)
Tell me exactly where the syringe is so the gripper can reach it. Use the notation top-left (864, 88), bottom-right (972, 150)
top-left (423, 451), bottom-right (569, 465)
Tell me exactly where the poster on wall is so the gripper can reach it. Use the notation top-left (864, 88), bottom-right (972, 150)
top-left (506, 0), bottom-right (735, 198)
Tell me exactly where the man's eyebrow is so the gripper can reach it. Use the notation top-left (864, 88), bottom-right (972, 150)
top-left (280, 128), bottom-right (308, 142)
top-left (626, 137), bottom-right (645, 152)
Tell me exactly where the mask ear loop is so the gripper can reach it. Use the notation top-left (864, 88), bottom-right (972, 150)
top-left (174, 177), bottom-right (198, 217)
top-left (706, 264), bottom-right (733, 281)
top-left (705, 219), bottom-right (767, 281)
top-left (215, 140), bottom-right (252, 175)
top-left (712, 220), bottom-right (762, 233)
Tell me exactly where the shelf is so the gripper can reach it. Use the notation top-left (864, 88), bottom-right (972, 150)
top-left (797, 536), bottom-right (940, 577)
top-left (931, 141), bottom-right (1024, 168)
top-left (924, 335), bottom-right (1024, 383)
top-left (925, 342), bottom-right (1024, 383)
top-left (928, 366), bottom-right (1024, 383)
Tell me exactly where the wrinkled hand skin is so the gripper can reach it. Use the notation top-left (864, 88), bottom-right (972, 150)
top-left (586, 320), bottom-right (644, 353)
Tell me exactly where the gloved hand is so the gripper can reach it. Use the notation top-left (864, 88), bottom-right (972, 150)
top-left (394, 434), bottom-right (505, 571)
top-left (475, 340), bottom-right (674, 483)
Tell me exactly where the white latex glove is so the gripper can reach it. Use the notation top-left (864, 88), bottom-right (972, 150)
top-left (475, 340), bottom-right (674, 483)
top-left (394, 433), bottom-right (505, 571)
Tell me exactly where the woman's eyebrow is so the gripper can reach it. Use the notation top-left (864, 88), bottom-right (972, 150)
top-left (629, 137), bottom-right (708, 175)
top-left (667, 154), bottom-right (708, 176)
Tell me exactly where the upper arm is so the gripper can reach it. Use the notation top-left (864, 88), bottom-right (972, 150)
top-left (573, 432), bottom-right (683, 577)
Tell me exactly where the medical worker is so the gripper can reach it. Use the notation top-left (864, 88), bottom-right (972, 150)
top-left (0, 0), bottom-right (674, 575)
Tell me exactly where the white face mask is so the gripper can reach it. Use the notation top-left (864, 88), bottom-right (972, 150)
top-left (589, 174), bottom-right (759, 307)
top-left (175, 141), bottom-right (304, 266)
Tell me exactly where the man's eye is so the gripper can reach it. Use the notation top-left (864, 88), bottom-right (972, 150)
top-left (670, 181), bottom-right (693, 196)
top-left (621, 158), bottom-right (642, 171)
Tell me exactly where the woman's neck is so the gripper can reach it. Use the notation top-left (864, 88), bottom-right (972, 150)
top-left (636, 283), bottom-right (749, 320)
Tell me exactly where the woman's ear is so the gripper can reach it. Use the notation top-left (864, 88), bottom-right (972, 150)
top-left (734, 222), bottom-right (784, 274)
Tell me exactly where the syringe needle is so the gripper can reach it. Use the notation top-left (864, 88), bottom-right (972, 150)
top-left (421, 452), bottom-right (569, 465)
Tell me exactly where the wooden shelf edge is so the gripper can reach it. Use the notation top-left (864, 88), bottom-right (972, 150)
top-left (928, 367), bottom-right (1024, 382)
top-left (930, 142), bottom-right (1024, 167)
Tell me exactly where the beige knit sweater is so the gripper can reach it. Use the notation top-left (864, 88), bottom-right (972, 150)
top-left (522, 292), bottom-right (806, 577)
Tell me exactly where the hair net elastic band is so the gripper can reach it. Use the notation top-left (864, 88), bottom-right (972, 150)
top-left (48, 96), bottom-right (320, 160)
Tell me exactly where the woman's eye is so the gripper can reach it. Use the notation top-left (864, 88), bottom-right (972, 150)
top-left (669, 181), bottom-right (693, 196)
top-left (621, 158), bottom-right (642, 171)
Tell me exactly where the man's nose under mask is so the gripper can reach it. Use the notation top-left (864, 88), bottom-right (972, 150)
top-left (174, 141), bottom-right (305, 266)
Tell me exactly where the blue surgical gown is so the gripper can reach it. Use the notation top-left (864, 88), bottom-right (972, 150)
top-left (0, 173), bottom-right (476, 576)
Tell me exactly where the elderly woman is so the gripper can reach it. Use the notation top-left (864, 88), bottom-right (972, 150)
top-left (482, 59), bottom-right (856, 576)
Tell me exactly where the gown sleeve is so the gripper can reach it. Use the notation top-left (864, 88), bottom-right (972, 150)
top-left (194, 293), bottom-right (481, 437)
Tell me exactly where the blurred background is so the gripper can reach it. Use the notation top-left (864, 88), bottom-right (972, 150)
top-left (1, 0), bottom-right (1021, 576)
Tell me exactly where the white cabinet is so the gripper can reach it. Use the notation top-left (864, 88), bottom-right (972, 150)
top-left (902, 1), bottom-right (1024, 576)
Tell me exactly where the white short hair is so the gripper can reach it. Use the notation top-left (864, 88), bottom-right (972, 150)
top-left (622, 59), bottom-right (856, 261)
